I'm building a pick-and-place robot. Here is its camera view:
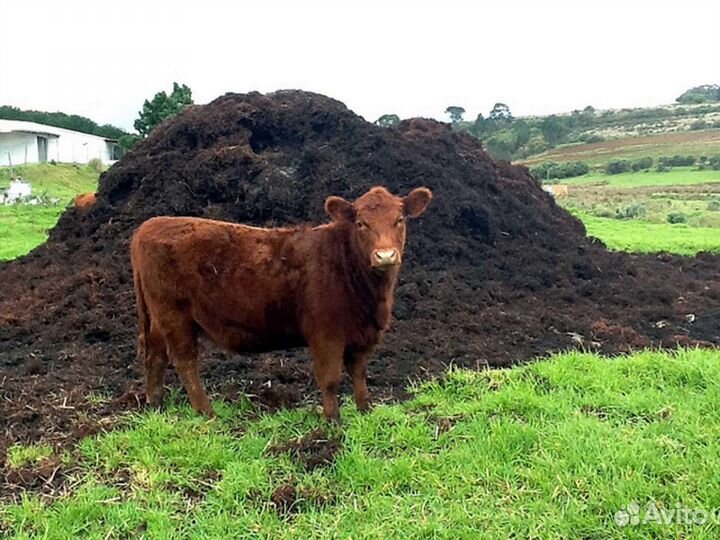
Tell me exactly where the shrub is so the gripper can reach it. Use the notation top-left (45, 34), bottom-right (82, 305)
top-left (530, 160), bottom-right (589, 181)
top-left (593, 206), bottom-right (615, 218)
top-left (707, 199), bottom-right (720, 211)
top-left (690, 120), bottom-right (708, 130)
top-left (667, 212), bottom-right (688, 224)
top-left (605, 159), bottom-right (631, 175)
top-left (87, 158), bottom-right (104, 173)
top-left (616, 203), bottom-right (646, 220)
top-left (630, 156), bottom-right (653, 171)
top-left (563, 161), bottom-right (590, 177)
top-left (656, 163), bottom-right (671, 172)
top-left (583, 134), bottom-right (605, 144)
top-left (708, 155), bottom-right (720, 170)
top-left (659, 155), bottom-right (696, 167)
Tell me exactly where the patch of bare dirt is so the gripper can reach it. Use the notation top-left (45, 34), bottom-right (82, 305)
top-left (268, 429), bottom-right (341, 471)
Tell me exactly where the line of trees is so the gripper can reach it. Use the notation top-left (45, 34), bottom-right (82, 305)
top-left (0, 82), bottom-right (194, 153)
top-left (374, 83), bottom-right (720, 162)
top-left (0, 106), bottom-right (127, 139)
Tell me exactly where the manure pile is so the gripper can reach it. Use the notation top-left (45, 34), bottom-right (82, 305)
top-left (2, 90), bottom-right (719, 452)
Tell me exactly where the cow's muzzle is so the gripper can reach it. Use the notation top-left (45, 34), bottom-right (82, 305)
top-left (372, 249), bottom-right (400, 269)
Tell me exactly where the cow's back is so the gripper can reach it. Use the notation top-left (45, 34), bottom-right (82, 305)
top-left (131, 216), bottom-right (309, 351)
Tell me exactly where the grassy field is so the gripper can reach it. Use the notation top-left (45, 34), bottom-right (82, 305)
top-left (552, 168), bottom-right (720, 253)
top-left (577, 213), bottom-right (720, 255)
top-left (0, 163), bottom-right (100, 202)
top-left (0, 206), bottom-right (66, 260)
top-left (563, 167), bottom-right (720, 188)
top-left (3, 349), bottom-right (720, 539)
top-left (0, 164), bottom-right (99, 260)
top-left (522, 129), bottom-right (720, 167)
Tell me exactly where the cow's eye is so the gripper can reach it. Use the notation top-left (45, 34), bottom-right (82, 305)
top-left (356, 221), bottom-right (368, 229)
top-left (396, 217), bottom-right (405, 226)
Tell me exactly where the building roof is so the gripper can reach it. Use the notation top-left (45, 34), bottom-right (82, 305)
top-left (0, 119), bottom-right (118, 142)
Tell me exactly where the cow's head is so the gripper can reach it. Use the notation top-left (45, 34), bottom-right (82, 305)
top-left (325, 186), bottom-right (432, 272)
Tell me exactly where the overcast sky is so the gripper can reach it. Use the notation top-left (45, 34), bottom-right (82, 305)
top-left (1, 0), bottom-right (718, 132)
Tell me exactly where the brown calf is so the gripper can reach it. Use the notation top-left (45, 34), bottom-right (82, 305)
top-left (130, 186), bottom-right (432, 420)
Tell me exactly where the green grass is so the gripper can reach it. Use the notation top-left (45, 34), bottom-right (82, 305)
top-left (5, 445), bottom-right (54, 469)
top-left (563, 167), bottom-right (720, 188)
top-left (4, 349), bottom-right (720, 539)
top-left (0, 163), bottom-right (100, 202)
top-left (578, 212), bottom-right (720, 255)
top-left (0, 163), bottom-right (99, 260)
top-left (0, 205), bottom-right (65, 260)
top-left (521, 129), bottom-right (720, 167)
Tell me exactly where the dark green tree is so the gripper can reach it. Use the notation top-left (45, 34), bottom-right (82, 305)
top-left (484, 132), bottom-right (516, 160)
top-left (445, 106), bottom-right (466, 123)
top-left (676, 84), bottom-right (720, 104)
top-left (134, 82), bottom-right (193, 137)
top-left (511, 119), bottom-right (531, 148)
top-left (540, 115), bottom-right (569, 146)
top-left (0, 105), bottom-right (126, 139)
top-left (376, 114), bottom-right (400, 127)
top-left (489, 102), bottom-right (513, 122)
top-left (118, 134), bottom-right (142, 152)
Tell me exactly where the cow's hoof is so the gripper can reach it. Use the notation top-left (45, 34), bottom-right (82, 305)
top-left (357, 403), bottom-right (372, 414)
top-left (146, 394), bottom-right (164, 408)
top-left (196, 404), bottom-right (216, 418)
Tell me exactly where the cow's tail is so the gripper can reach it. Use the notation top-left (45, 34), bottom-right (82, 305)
top-left (133, 267), bottom-right (150, 365)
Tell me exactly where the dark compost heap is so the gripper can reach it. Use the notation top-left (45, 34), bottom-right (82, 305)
top-left (2, 90), bottom-right (719, 458)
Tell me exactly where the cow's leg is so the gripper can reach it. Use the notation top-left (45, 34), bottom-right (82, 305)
top-left (310, 338), bottom-right (344, 422)
top-left (165, 320), bottom-right (215, 417)
top-left (344, 350), bottom-right (371, 412)
top-left (145, 323), bottom-right (169, 407)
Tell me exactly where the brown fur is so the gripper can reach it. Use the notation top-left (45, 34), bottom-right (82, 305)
top-left (73, 192), bottom-right (96, 209)
top-left (130, 186), bottom-right (432, 420)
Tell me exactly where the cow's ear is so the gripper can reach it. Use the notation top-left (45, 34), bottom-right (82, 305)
top-left (325, 196), bottom-right (356, 222)
top-left (403, 187), bottom-right (432, 218)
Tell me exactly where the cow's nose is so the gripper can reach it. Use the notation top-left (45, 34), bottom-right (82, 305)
top-left (373, 249), bottom-right (398, 266)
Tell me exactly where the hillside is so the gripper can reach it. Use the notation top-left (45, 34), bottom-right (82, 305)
top-left (445, 84), bottom-right (720, 163)
top-left (521, 129), bottom-right (720, 167)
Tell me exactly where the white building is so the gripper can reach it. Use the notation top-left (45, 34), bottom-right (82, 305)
top-left (0, 119), bottom-right (123, 166)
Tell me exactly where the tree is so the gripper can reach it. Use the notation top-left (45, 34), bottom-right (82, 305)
top-left (445, 106), bottom-right (465, 123)
top-left (489, 102), bottom-right (513, 122)
top-left (376, 114), bottom-right (400, 127)
top-left (134, 82), bottom-right (193, 137)
top-left (676, 84), bottom-right (720, 104)
top-left (118, 134), bottom-right (142, 152)
top-left (511, 119), bottom-right (530, 148)
top-left (540, 115), bottom-right (569, 146)
top-left (484, 132), bottom-right (516, 161)
top-left (473, 113), bottom-right (498, 138)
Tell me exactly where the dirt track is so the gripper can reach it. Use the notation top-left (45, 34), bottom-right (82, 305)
top-left (2, 91), bottom-right (719, 466)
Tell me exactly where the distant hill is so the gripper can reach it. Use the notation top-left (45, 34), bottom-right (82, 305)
top-left (442, 83), bottom-right (720, 163)
top-left (521, 129), bottom-right (720, 168)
